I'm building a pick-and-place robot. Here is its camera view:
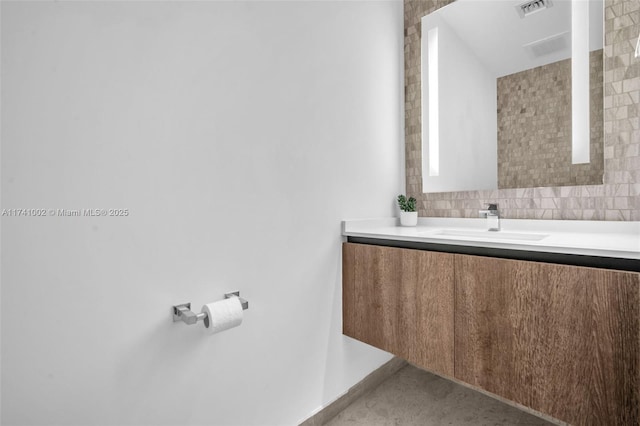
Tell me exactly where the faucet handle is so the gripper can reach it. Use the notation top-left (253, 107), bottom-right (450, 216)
top-left (479, 203), bottom-right (499, 218)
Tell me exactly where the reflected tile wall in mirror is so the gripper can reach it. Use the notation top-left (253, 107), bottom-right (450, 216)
top-left (497, 50), bottom-right (604, 189)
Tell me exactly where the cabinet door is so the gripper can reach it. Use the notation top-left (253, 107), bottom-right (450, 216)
top-left (342, 243), bottom-right (454, 377)
top-left (455, 255), bottom-right (640, 425)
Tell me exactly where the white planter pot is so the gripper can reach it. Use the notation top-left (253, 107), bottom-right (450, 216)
top-left (400, 211), bottom-right (418, 227)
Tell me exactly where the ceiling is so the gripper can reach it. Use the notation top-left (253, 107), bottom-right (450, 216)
top-left (423, 0), bottom-right (604, 78)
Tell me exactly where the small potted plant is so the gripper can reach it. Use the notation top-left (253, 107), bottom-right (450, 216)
top-left (397, 194), bottom-right (418, 226)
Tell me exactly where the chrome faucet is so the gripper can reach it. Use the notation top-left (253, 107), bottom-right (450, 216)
top-left (479, 203), bottom-right (500, 231)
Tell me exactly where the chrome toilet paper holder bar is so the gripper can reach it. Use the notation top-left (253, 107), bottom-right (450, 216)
top-left (172, 291), bottom-right (249, 325)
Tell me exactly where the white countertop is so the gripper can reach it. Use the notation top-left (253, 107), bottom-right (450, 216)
top-left (342, 217), bottom-right (640, 260)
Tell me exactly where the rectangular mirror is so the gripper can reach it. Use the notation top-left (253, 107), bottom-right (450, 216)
top-left (421, 0), bottom-right (604, 193)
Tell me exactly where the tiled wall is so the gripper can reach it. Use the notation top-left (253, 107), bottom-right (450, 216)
top-left (405, 0), bottom-right (640, 220)
top-left (497, 51), bottom-right (604, 189)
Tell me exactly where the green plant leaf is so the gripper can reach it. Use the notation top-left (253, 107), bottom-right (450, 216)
top-left (397, 194), bottom-right (416, 212)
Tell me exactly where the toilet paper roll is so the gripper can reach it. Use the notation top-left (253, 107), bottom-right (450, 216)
top-left (202, 297), bottom-right (243, 334)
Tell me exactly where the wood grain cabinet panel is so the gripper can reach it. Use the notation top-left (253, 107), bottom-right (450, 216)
top-left (454, 255), bottom-right (640, 425)
top-left (342, 243), bottom-right (455, 377)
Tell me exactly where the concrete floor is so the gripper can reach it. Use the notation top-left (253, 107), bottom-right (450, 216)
top-left (325, 365), bottom-right (556, 426)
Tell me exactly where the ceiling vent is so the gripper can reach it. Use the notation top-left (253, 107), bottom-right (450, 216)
top-left (516, 0), bottom-right (553, 18)
top-left (522, 31), bottom-right (570, 58)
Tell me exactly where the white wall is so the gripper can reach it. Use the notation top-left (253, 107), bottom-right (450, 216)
top-left (0, 1), bottom-right (403, 425)
top-left (421, 13), bottom-right (497, 193)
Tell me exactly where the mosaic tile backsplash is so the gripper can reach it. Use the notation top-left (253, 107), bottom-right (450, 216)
top-left (404, 0), bottom-right (640, 220)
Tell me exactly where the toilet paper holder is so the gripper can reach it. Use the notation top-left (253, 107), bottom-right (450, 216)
top-left (172, 291), bottom-right (249, 325)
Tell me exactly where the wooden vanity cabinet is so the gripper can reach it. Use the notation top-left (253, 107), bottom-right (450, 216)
top-left (342, 242), bottom-right (640, 425)
top-left (342, 243), bottom-right (455, 377)
top-left (455, 255), bottom-right (640, 425)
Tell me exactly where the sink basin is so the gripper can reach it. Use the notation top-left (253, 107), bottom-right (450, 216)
top-left (434, 229), bottom-right (548, 241)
